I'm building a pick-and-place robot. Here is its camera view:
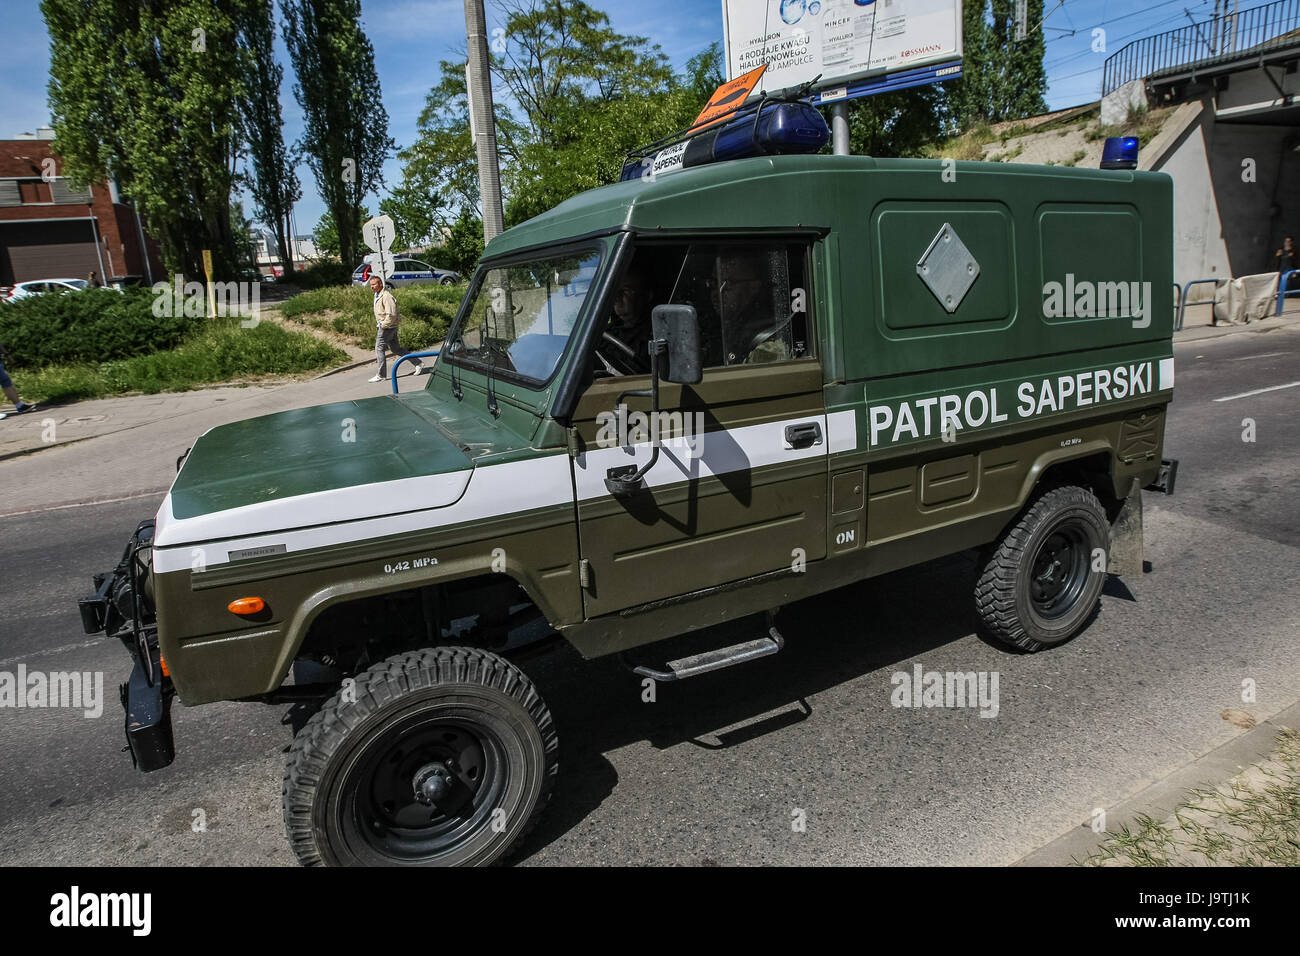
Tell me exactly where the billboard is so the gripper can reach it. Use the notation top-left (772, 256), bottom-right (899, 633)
top-left (721, 0), bottom-right (963, 98)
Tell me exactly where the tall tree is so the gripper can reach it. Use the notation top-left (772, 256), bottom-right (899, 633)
top-left (45, 0), bottom-right (259, 278)
top-left (240, 0), bottom-right (301, 273)
top-left (281, 0), bottom-right (394, 268)
top-left (848, 85), bottom-right (950, 157)
top-left (394, 1), bottom-right (722, 236)
top-left (948, 0), bottom-right (1047, 127)
top-left (311, 206), bottom-right (368, 260)
top-left (990, 0), bottom-right (1048, 121)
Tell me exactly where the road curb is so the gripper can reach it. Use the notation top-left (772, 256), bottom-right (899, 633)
top-left (1175, 315), bottom-right (1300, 344)
top-left (1013, 698), bottom-right (1300, 866)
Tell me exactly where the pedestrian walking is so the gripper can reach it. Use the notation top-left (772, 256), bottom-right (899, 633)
top-left (0, 342), bottom-right (36, 417)
top-left (1274, 235), bottom-right (1296, 293)
top-left (369, 274), bottom-right (424, 382)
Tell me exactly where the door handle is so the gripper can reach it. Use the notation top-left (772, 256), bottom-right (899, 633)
top-left (784, 422), bottom-right (822, 449)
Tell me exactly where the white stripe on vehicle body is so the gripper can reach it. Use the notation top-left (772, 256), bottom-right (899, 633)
top-left (152, 412), bottom-right (855, 573)
top-left (153, 471), bottom-right (472, 549)
top-left (153, 454), bottom-right (573, 573)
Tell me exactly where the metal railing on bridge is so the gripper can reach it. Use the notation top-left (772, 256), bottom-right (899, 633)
top-left (1102, 0), bottom-right (1300, 97)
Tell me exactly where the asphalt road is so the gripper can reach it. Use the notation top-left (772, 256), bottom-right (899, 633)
top-left (1, 326), bottom-right (1297, 866)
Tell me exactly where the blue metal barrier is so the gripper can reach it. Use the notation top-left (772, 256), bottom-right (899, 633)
top-left (1276, 269), bottom-right (1300, 316)
top-left (1176, 278), bottom-right (1223, 331)
top-left (390, 350), bottom-right (440, 394)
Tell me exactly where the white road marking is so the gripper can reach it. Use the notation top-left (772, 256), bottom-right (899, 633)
top-left (0, 488), bottom-right (168, 520)
top-left (1213, 381), bottom-right (1300, 402)
top-left (1227, 351), bottom-right (1290, 362)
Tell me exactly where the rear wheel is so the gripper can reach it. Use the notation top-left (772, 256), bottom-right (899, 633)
top-left (975, 485), bottom-right (1109, 652)
top-left (283, 646), bottom-right (557, 866)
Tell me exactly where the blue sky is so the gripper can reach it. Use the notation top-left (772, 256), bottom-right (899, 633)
top-left (2, 0), bottom-right (1218, 234)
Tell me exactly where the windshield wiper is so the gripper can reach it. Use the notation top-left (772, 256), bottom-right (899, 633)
top-left (441, 325), bottom-right (464, 401)
top-left (482, 311), bottom-right (501, 419)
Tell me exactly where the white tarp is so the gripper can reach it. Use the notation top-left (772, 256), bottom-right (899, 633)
top-left (1213, 272), bottom-right (1278, 325)
top-left (722, 0), bottom-right (962, 95)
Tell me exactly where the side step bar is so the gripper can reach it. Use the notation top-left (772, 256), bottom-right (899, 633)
top-left (625, 612), bottom-right (785, 682)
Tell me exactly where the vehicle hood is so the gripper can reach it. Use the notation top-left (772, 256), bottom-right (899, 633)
top-left (154, 395), bottom-right (475, 547)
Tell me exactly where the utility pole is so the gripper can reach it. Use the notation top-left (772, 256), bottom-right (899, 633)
top-left (830, 102), bottom-right (850, 155)
top-left (464, 0), bottom-right (505, 243)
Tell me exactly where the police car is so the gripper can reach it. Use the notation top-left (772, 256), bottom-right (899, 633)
top-left (352, 256), bottom-right (460, 287)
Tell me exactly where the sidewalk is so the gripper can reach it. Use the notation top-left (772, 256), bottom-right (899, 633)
top-left (0, 361), bottom-right (426, 516)
top-left (1016, 699), bottom-right (1300, 865)
top-left (1175, 295), bottom-right (1300, 343)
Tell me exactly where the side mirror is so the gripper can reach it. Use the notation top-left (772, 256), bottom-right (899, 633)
top-left (650, 304), bottom-right (702, 385)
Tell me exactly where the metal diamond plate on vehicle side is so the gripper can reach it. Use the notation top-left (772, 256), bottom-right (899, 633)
top-left (916, 223), bottom-right (979, 313)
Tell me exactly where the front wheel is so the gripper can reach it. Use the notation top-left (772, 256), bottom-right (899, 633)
top-left (283, 646), bottom-right (557, 866)
top-left (975, 485), bottom-right (1110, 652)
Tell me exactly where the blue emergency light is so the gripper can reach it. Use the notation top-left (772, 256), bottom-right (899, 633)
top-left (1100, 136), bottom-right (1139, 170)
top-left (620, 100), bottom-right (830, 182)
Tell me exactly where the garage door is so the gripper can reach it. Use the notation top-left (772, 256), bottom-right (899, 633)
top-left (0, 220), bottom-right (100, 285)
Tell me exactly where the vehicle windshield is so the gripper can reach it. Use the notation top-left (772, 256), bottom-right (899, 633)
top-left (442, 247), bottom-right (601, 385)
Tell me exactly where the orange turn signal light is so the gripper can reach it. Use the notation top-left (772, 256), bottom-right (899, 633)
top-left (228, 596), bottom-right (266, 615)
top-left (159, 656), bottom-right (170, 677)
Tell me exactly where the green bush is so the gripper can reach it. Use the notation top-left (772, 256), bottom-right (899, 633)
top-left (0, 288), bottom-right (198, 367)
top-left (290, 261), bottom-right (355, 289)
top-left (16, 319), bottom-right (347, 403)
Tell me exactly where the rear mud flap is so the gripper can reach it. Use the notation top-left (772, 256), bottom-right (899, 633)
top-left (1108, 477), bottom-right (1144, 578)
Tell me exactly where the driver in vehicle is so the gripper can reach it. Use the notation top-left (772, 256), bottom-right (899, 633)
top-left (598, 265), bottom-right (653, 375)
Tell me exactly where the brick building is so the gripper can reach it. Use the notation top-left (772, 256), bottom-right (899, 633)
top-left (0, 127), bottom-right (162, 286)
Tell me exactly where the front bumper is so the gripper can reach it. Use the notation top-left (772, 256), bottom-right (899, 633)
top-left (78, 520), bottom-right (175, 772)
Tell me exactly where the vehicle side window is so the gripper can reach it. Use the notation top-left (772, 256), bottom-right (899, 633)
top-left (667, 242), bottom-right (812, 368)
top-left (589, 241), bottom-right (813, 380)
top-left (411, 261), bottom-right (432, 272)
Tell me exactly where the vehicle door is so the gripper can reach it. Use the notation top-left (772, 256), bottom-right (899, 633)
top-left (409, 260), bottom-right (436, 286)
top-left (570, 239), bottom-right (828, 617)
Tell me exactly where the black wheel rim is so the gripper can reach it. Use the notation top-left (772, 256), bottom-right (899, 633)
top-left (1029, 522), bottom-right (1092, 620)
top-left (341, 714), bottom-right (508, 863)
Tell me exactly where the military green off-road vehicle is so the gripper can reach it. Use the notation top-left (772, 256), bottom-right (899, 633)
top-left (81, 137), bottom-right (1177, 866)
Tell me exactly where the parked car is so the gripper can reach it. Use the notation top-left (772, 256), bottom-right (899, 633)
top-left (5, 278), bottom-right (92, 301)
top-left (352, 256), bottom-right (460, 287)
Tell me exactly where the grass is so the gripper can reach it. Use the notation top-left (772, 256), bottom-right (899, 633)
top-left (15, 318), bottom-right (347, 405)
top-left (1085, 105), bottom-right (1170, 150)
top-left (1079, 728), bottom-right (1300, 866)
top-left (279, 282), bottom-right (465, 352)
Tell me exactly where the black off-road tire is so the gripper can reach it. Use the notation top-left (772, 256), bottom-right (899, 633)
top-left (975, 485), bottom-right (1109, 652)
top-left (283, 646), bottom-right (557, 866)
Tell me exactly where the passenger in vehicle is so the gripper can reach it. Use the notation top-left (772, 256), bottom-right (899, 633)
top-left (712, 250), bottom-right (792, 365)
